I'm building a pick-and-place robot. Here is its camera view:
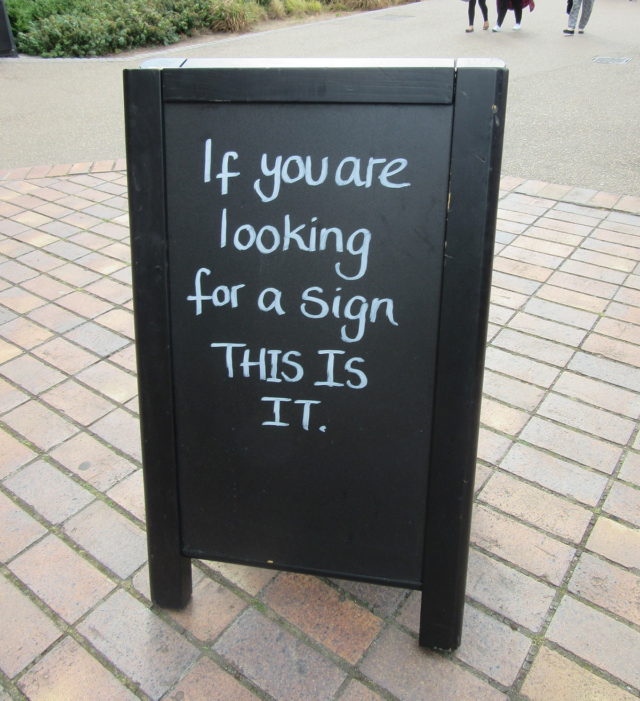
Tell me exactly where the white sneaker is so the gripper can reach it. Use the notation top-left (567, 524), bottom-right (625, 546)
top-left (492, 24), bottom-right (501, 31)
top-left (513, 23), bottom-right (521, 30)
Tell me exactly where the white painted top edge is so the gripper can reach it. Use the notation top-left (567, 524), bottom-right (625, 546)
top-left (456, 58), bottom-right (506, 68)
top-left (141, 57), bottom-right (456, 69)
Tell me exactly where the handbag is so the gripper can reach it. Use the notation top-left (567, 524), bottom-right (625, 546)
top-left (567, 0), bottom-right (573, 12)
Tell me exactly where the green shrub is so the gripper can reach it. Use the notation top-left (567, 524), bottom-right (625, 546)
top-left (6, 0), bottom-right (414, 57)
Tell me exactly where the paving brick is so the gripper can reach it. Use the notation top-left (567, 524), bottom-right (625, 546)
top-left (524, 297), bottom-right (598, 330)
top-left (547, 595), bottom-right (640, 690)
top-left (262, 572), bottom-right (382, 663)
top-left (0, 377), bottom-right (28, 415)
top-left (78, 589), bottom-right (199, 701)
top-left (214, 607), bottom-right (347, 701)
top-left (536, 284), bottom-right (608, 315)
top-left (477, 428), bottom-right (512, 465)
top-left (551, 203), bottom-right (606, 223)
top-left (466, 549), bottom-right (555, 631)
top-left (596, 228), bottom-right (640, 249)
top-left (500, 246), bottom-right (565, 270)
top-left (569, 552), bottom-right (640, 627)
top-left (76, 362), bottom-right (136, 403)
top-left (91, 221), bottom-right (129, 241)
top-left (500, 444), bottom-right (607, 507)
top-left (57, 291), bottom-right (112, 319)
top-left (19, 249), bottom-right (63, 273)
top-left (485, 347), bottom-right (560, 388)
top-left (0, 286), bottom-right (46, 313)
top-left (569, 351), bottom-right (640, 394)
top-left (491, 270), bottom-right (541, 295)
top-left (44, 240), bottom-right (90, 262)
top-left (471, 504), bottom-right (574, 585)
top-left (165, 657), bottom-right (259, 701)
top-left (624, 273), bottom-right (640, 290)
top-left (560, 259), bottom-right (627, 285)
top-left (32, 337), bottom-right (98, 375)
top-left (27, 302), bottom-right (83, 333)
top-left (492, 257), bottom-right (552, 283)
top-left (76, 252), bottom-right (125, 275)
top-left (20, 274), bottom-right (74, 300)
top-left (553, 370), bottom-right (640, 419)
top-left (17, 636), bottom-right (137, 701)
top-left (69, 231), bottom-right (111, 250)
top-left (101, 243), bottom-right (130, 263)
top-left (3, 399), bottom-right (79, 450)
top-left (480, 397), bottom-right (529, 436)
top-left (0, 427), bottom-right (37, 480)
top-left (395, 589), bottom-right (420, 634)
top-left (490, 286), bottom-right (529, 310)
top-left (0, 260), bottom-right (39, 284)
top-left (63, 501), bottom-right (147, 578)
top-left (571, 248), bottom-right (636, 273)
top-left (474, 463), bottom-right (492, 493)
top-left (341, 680), bottom-right (385, 701)
top-left (0, 305), bottom-right (17, 325)
top-left (520, 417), bottom-right (622, 474)
top-left (49, 263), bottom-right (100, 288)
top-left (488, 304), bottom-right (514, 326)
top-left (43, 379), bottom-right (114, 426)
top-left (95, 309), bottom-right (135, 340)
top-left (521, 646), bottom-right (636, 701)
top-left (0, 337), bottom-right (21, 364)
top-left (455, 604), bottom-right (531, 686)
top-left (50, 432), bottom-right (136, 491)
top-left (4, 460), bottom-right (93, 524)
top-left (109, 344), bottom-right (136, 373)
top-left (132, 562), bottom-right (205, 602)
top-left (607, 301), bottom-right (640, 326)
top-left (0, 491), bottom-right (46, 562)
top-left (582, 237), bottom-right (640, 261)
top-left (1, 354), bottom-right (68, 395)
top-left (169, 576), bottom-right (246, 643)
top-left (16, 230), bottom-right (61, 249)
top-left (61, 212), bottom-right (102, 229)
top-left (586, 517), bottom-right (640, 570)
top-left (204, 560), bottom-right (276, 596)
top-left (0, 574), bottom-right (61, 678)
top-left (39, 220), bottom-right (81, 238)
top-left (524, 224), bottom-right (583, 246)
top-left (86, 278), bottom-right (132, 304)
top-left (9, 535), bottom-right (114, 624)
top-left (492, 328), bottom-right (574, 367)
top-left (538, 392), bottom-right (635, 445)
top-left (360, 625), bottom-right (505, 701)
top-left (90, 409), bottom-right (141, 462)
top-left (331, 579), bottom-right (407, 617)
top-left (603, 481), bottom-right (640, 527)
top-left (66, 322), bottom-right (129, 357)
top-left (511, 235), bottom-right (574, 259)
top-left (482, 369), bottom-right (545, 412)
top-left (111, 267), bottom-right (132, 285)
top-left (107, 470), bottom-right (145, 522)
top-left (583, 334), bottom-right (640, 370)
top-left (619, 451), bottom-right (640, 486)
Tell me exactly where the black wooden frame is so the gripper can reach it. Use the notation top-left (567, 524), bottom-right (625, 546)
top-left (0, 0), bottom-right (18, 58)
top-left (124, 60), bottom-right (507, 650)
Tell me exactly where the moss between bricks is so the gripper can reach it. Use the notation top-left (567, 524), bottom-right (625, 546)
top-left (6, 0), bottom-right (415, 58)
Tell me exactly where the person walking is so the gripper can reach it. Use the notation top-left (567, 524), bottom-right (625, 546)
top-left (466, 0), bottom-right (490, 32)
top-left (493, 0), bottom-right (533, 31)
top-left (564, 0), bottom-right (595, 34)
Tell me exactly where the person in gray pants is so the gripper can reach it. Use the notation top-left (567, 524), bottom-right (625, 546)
top-left (564, 0), bottom-right (595, 34)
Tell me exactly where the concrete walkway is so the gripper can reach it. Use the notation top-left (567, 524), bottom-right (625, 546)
top-left (1, 0), bottom-right (639, 195)
top-left (1, 160), bottom-right (640, 700)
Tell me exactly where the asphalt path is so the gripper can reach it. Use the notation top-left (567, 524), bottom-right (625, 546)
top-left (1, 0), bottom-right (639, 195)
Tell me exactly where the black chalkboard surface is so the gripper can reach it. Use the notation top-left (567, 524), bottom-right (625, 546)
top-left (124, 59), bottom-right (508, 650)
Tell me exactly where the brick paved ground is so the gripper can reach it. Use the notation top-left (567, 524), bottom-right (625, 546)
top-left (1, 162), bottom-right (640, 700)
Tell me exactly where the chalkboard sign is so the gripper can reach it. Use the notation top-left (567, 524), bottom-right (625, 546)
top-left (0, 0), bottom-right (18, 58)
top-left (124, 58), bottom-right (508, 650)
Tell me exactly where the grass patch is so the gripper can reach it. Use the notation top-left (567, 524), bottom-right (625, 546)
top-left (6, 0), bottom-right (414, 57)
